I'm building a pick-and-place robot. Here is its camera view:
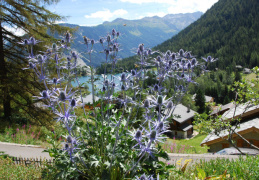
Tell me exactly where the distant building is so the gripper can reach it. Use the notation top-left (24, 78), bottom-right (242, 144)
top-left (192, 94), bottom-right (214, 103)
top-left (164, 104), bottom-right (197, 139)
top-left (243, 68), bottom-right (251, 74)
top-left (201, 103), bottom-right (259, 152)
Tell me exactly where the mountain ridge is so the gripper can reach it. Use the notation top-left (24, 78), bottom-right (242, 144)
top-left (59, 12), bottom-right (203, 67)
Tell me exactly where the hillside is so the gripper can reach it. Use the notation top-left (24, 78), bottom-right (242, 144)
top-left (61, 12), bottom-right (202, 67)
top-left (154, 0), bottom-right (259, 71)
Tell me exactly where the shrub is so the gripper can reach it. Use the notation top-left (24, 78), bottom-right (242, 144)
top-left (20, 30), bottom-right (216, 179)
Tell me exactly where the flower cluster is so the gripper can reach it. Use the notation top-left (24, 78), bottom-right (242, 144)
top-left (20, 29), bottom-right (217, 179)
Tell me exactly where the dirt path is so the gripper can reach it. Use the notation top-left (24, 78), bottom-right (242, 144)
top-left (0, 142), bottom-right (51, 160)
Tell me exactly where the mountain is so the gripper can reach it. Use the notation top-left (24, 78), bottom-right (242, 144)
top-left (154, 0), bottom-right (259, 71)
top-left (61, 12), bottom-right (202, 67)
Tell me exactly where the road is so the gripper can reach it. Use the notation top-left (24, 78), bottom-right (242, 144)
top-left (0, 142), bottom-right (51, 160)
top-left (0, 142), bottom-right (241, 165)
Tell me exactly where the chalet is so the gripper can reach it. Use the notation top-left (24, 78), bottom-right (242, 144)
top-left (201, 103), bottom-right (259, 152)
top-left (210, 102), bottom-right (234, 116)
top-left (164, 104), bottom-right (197, 139)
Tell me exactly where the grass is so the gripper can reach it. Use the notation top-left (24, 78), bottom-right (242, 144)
top-left (0, 124), bottom-right (65, 149)
top-left (162, 134), bottom-right (209, 154)
top-left (167, 155), bottom-right (259, 179)
top-left (0, 156), bottom-right (45, 179)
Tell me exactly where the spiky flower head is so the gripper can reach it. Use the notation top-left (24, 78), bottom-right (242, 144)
top-left (135, 130), bottom-right (142, 141)
top-left (107, 35), bottom-right (111, 43)
top-left (67, 136), bottom-right (72, 143)
top-left (191, 58), bottom-right (197, 66)
top-left (138, 44), bottom-right (144, 53)
top-left (131, 69), bottom-right (136, 76)
top-left (42, 90), bottom-right (49, 99)
top-left (171, 53), bottom-right (176, 60)
top-left (70, 99), bottom-right (76, 107)
top-left (59, 91), bottom-right (66, 101)
top-left (121, 84), bottom-right (126, 91)
top-left (112, 29), bottom-right (116, 37)
top-left (144, 99), bottom-right (150, 108)
top-left (53, 78), bottom-right (57, 84)
top-left (83, 36), bottom-right (88, 44)
top-left (156, 56), bottom-right (161, 62)
top-left (29, 62), bottom-right (35, 69)
top-left (167, 101), bottom-right (173, 109)
top-left (154, 84), bottom-right (159, 92)
top-left (150, 130), bottom-right (157, 141)
top-left (157, 95), bottom-right (163, 105)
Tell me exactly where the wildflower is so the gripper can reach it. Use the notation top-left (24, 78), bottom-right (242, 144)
top-left (18, 39), bottom-right (30, 46)
top-left (33, 90), bottom-right (51, 100)
top-left (202, 55), bottom-right (218, 63)
top-left (54, 86), bottom-right (76, 102)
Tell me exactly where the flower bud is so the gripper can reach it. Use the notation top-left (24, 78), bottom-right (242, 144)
top-left (42, 90), bottom-right (48, 99)
top-left (37, 54), bottom-right (43, 63)
top-left (24, 39), bottom-right (29, 45)
top-left (191, 58), bottom-right (197, 66)
top-left (67, 136), bottom-right (72, 143)
top-left (144, 99), bottom-right (150, 108)
top-left (107, 35), bottom-right (111, 42)
top-left (171, 53), bottom-right (176, 60)
top-left (121, 84), bottom-right (126, 91)
top-left (99, 38), bottom-right (103, 44)
top-left (138, 44), bottom-right (144, 53)
top-left (53, 78), bottom-right (57, 84)
top-left (29, 62), bottom-right (35, 69)
top-left (83, 36), bottom-right (88, 44)
top-left (157, 95), bottom-right (163, 105)
top-left (131, 69), bottom-right (136, 76)
top-left (167, 101), bottom-right (173, 109)
top-left (52, 43), bottom-right (57, 50)
top-left (59, 91), bottom-right (66, 101)
top-left (156, 56), bottom-right (161, 62)
top-left (150, 130), bottom-right (157, 141)
top-left (154, 84), bottom-right (159, 91)
top-left (121, 73), bottom-right (126, 81)
top-left (112, 29), bottom-right (116, 37)
top-left (70, 99), bottom-right (76, 107)
top-left (135, 130), bottom-right (142, 140)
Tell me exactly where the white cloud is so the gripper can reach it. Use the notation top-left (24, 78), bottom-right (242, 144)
top-left (145, 12), bottom-right (167, 17)
top-left (85, 9), bottom-right (128, 21)
top-left (54, 20), bottom-right (65, 24)
top-left (120, 0), bottom-right (218, 13)
top-left (4, 26), bottom-right (26, 37)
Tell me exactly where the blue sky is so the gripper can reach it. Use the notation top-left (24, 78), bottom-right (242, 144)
top-left (47, 0), bottom-right (218, 26)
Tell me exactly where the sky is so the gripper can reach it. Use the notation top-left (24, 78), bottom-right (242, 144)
top-left (48, 0), bottom-right (219, 26)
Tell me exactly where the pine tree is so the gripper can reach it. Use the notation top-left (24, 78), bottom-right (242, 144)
top-left (0, 0), bottom-right (71, 124)
top-left (195, 87), bottom-right (206, 114)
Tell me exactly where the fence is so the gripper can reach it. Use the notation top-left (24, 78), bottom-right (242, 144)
top-left (12, 157), bottom-right (54, 167)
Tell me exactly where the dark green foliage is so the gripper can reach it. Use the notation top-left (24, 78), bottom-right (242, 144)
top-left (194, 87), bottom-right (206, 113)
top-left (154, 0), bottom-right (259, 71)
top-left (0, 0), bottom-right (72, 125)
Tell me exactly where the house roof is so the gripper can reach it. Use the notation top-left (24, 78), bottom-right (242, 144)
top-left (210, 102), bottom-right (234, 116)
top-left (165, 104), bottom-right (197, 123)
top-left (200, 117), bottom-right (259, 146)
top-left (221, 102), bottom-right (259, 120)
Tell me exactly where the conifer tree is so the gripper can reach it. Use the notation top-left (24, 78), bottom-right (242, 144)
top-left (195, 87), bottom-right (206, 114)
top-left (0, 0), bottom-right (71, 124)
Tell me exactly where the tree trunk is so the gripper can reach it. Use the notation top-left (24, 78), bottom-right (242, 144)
top-left (0, 21), bottom-right (12, 119)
